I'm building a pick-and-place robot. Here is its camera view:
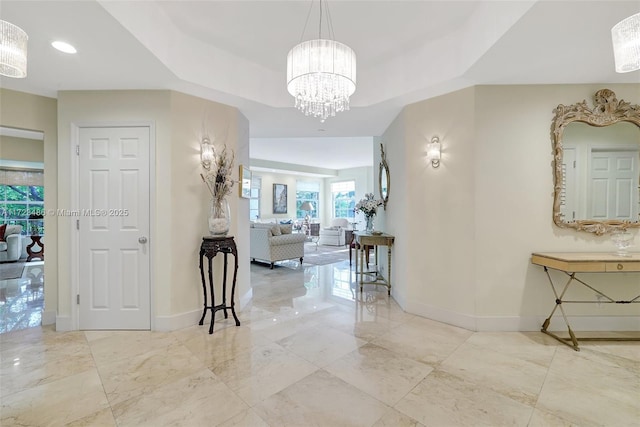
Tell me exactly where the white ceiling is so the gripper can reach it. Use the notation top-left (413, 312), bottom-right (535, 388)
top-left (1, 0), bottom-right (638, 171)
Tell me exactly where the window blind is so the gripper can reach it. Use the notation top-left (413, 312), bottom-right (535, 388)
top-left (0, 169), bottom-right (44, 186)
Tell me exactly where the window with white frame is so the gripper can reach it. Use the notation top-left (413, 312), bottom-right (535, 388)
top-left (296, 180), bottom-right (320, 219)
top-left (249, 175), bottom-right (261, 221)
top-left (0, 169), bottom-right (45, 235)
top-left (330, 180), bottom-right (355, 219)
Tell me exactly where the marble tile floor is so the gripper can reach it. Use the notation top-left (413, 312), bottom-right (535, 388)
top-left (1, 259), bottom-right (639, 426)
top-left (0, 261), bottom-right (45, 333)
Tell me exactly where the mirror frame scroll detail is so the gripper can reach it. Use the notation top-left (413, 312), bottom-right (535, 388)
top-left (379, 143), bottom-right (390, 210)
top-left (552, 89), bottom-right (640, 235)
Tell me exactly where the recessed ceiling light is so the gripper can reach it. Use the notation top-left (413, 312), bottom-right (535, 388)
top-left (51, 41), bottom-right (77, 54)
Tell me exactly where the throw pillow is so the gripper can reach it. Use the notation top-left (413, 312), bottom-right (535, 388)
top-left (271, 225), bottom-right (282, 236)
top-left (280, 224), bottom-right (292, 234)
top-left (0, 224), bottom-right (5, 242)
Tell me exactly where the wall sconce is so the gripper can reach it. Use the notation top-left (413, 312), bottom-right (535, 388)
top-left (426, 136), bottom-right (441, 168)
top-left (200, 136), bottom-right (214, 170)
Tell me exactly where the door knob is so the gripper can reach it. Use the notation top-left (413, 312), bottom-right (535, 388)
top-left (138, 236), bottom-right (148, 244)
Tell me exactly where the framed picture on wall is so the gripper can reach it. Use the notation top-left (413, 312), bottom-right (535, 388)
top-left (273, 183), bottom-right (287, 214)
top-left (239, 165), bottom-right (251, 198)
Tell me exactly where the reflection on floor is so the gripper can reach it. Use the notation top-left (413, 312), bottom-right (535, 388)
top-left (0, 261), bottom-right (44, 333)
top-left (1, 258), bottom-right (639, 426)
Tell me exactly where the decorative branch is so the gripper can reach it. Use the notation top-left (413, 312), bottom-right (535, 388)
top-left (200, 173), bottom-right (215, 198)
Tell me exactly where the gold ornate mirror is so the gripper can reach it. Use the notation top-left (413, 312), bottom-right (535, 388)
top-left (379, 143), bottom-right (390, 210)
top-left (552, 89), bottom-right (640, 235)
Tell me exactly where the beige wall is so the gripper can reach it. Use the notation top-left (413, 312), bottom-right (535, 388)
top-left (0, 136), bottom-right (44, 162)
top-left (386, 83), bottom-right (640, 331)
top-left (169, 91), bottom-right (250, 318)
top-left (379, 121), bottom-right (406, 305)
top-left (396, 87), bottom-right (477, 327)
top-left (56, 90), bottom-right (249, 331)
top-left (0, 89), bottom-right (58, 325)
top-left (474, 84), bottom-right (639, 329)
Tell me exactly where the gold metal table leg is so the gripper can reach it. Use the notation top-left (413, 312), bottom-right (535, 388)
top-left (359, 244), bottom-right (364, 292)
top-left (387, 246), bottom-right (392, 295)
top-left (541, 268), bottom-right (581, 351)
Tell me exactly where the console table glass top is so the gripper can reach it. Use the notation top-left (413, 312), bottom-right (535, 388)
top-left (531, 252), bottom-right (640, 351)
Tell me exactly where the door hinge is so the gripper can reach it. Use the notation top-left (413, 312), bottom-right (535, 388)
top-left (76, 294), bottom-right (80, 304)
top-left (573, 160), bottom-right (576, 168)
top-left (76, 145), bottom-right (80, 155)
top-left (76, 219), bottom-right (80, 230)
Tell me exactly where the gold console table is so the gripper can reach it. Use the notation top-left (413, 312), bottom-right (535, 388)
top-left (531, 252), bottom-right (640, 351)
top-left (354, 232), bottom-right (395, 295)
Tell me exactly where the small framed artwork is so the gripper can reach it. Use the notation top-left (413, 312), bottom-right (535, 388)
top-left (239, 165), bottom-right (251, 198)
top-left (273, 183), bottom-right (287, 214)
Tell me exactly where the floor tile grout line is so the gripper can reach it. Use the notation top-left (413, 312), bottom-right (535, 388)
top-left (84, 330), bottom-right (122, 426)
top-left (525, 344), bottom-right (559, 427)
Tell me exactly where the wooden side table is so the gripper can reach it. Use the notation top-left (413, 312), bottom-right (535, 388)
top-left (309, 223), bottom-right (320, 236)
top-left (199, 236), bottom-right (240, 334)
top-left (354, 232), bottom-right (395, 295)
top-left (26, 235), bottom-right (44, 262)
top-left (344, 229), bottom-right (354, 248)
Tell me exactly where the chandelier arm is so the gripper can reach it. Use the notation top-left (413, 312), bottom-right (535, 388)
top-left (318, 0), bottom-right (323, 39)
top-left (324, 1), bottom-right (336, 41)
top-left (299, 0), bottom-right (316, 43)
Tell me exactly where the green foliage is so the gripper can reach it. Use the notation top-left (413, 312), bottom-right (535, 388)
top-left (333, 190), bottom-right (355, 218)
top-left (0, 185), bottom-right (45, 234)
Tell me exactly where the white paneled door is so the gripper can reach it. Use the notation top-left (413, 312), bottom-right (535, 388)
top-left (78, 126), bottom-right (150, 330)
top-left (589, 150), bottom-right (639, 221)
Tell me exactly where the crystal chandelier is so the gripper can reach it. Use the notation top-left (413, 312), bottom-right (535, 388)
top-left (0, 19), bottom-right (28, 78)
top-left (611, 12), bottom-right (640, 73)
top-left (286, 1), bottom-right (356, 122)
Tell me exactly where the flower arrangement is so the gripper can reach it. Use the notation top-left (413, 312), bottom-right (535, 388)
top-left (200, 144), bottom-right (235, 204)
top-left (355, 193), bottom-right (383, 218)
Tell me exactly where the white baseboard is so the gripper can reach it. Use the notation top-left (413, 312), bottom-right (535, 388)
top-left (42, 310), bottom-right (56, 326)
top-left (544, 315), bottom-right (640, 332)
top-left (154, 291), bottom-right (253, 332)
top-left (403, 303), bottom-right (640, 332)
top-left (55, 315), bottom-right (73, 331)
top-left (239, 288), bottom-right (252, 310)
top-left (405, 300), bottom-right (478, 331)
top-left (154, 309), bottom-right (202, 332)
top-left (473, 315), bottom-right (640, 332)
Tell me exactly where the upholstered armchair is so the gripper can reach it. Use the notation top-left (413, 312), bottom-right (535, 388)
top-left (0, 224), bottom-right (23, 263)
top-left (318, 218), bottom-right (349, 246)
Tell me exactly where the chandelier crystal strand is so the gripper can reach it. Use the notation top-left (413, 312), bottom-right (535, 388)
top-left (611, 12), bottom-right (640, 73)
top-left (287, 38), bottom-right (356, 122)
top-left (0, 20), bottom-right (28, 78)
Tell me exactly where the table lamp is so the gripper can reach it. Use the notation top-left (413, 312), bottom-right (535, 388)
top-left (300, 201), bottom-right (315, 235)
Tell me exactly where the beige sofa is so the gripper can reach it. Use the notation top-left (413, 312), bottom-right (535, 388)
top-left (0, 225), bottom-right (23, 263)
top-left (250, 223), bottom-right (307, 269)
